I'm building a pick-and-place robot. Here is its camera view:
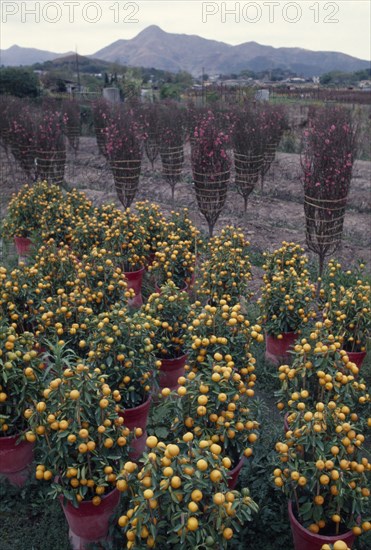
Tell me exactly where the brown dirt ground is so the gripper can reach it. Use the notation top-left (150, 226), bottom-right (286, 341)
top-left (1, 137), bottom-right (370, 278)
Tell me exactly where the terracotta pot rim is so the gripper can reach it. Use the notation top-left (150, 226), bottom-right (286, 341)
top-left (14, 235), bottom-right (32, 241)
top-left (288, 500), bottom-right (354, 541)
top-left (122, 393), bottom-right (152, 414)
top-left (59, 486), bottom-right (119, 509)
top-left (123, 266), bottom-right (146, 276)
top-left (159, 353), bottom-right (188, 362)
top-left (266, 331), bottom-right (298, 338)
top-left (0, 433), bottom-right (26, 442)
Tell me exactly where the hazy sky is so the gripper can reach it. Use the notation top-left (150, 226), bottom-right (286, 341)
top-left (1, 0), bottom-right (370, 60)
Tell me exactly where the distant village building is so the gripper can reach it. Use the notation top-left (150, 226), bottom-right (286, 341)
top-left (359, 80), bottom-right (371, 91)
top-left (103, 87), bottom-right (120, 103)
top-left (255, 89), bottom-right (269, 101)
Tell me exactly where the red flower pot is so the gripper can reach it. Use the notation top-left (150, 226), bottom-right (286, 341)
top-left (288, 501), bottom-right (356, 550)
top-left (0, 434), bottom-right (34, 486)
top-left (124, 267), bottom-right (145, 308)
top-left (60, 488), bottom-right (120, 550)
top-left (346, 350), bottom-right (367, 369)
top-left (227, 456), bottom-right (245, 489)
top-left (118, 395), bottom-right (152, 432)
top-left (118, 396), bottom-right (152, 462)
top-left (265, 332), bottom-right (298, 365)
top-left (14, 236), bottom-right (32, 256)
top-left (128, 430), bottom-right (148, 462)
top-left (159, 354), bottom-right (188, 391)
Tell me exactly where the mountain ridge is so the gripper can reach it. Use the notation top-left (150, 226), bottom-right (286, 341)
top-left (1, 25), bottom-right (369, 77)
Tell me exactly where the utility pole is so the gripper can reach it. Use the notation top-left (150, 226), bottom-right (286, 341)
top-left (202, 67), bottom-right (205, 106)
top-left (75, 46), bottom-right (81, 93)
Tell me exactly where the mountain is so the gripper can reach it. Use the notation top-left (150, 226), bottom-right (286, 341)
top-left (0, 45), bottom-right (72, 66)
top-left (32, 53), bottom-right (114, 74)
top-left (92, 25), bottom-right (370, 77)
top-left (1, 26), bottom-right (369, 77)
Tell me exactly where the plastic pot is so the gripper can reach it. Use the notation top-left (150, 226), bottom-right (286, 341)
top-left (14, 236), bottom-right (33, 256)
top-left (159, 354), bottom-right (188, 391)
top-left (288, 501), bottom-right (355, 550)
top-left (227, 456), bottom-right (245, 489)
top-left (60, 488), bottom-right (120, 549)
top-left (265, 332), bottom-right (298, 365)
top-left (346, 350), bottom-right (367, 369)
top-left (0, 434), bottom-right (34, 486)
top-left (124, 267), bottom-right (145, 308)
top-left (118, 395), bottom-right (152, 432)
top-left (128, 430), bottom-right (148, 462)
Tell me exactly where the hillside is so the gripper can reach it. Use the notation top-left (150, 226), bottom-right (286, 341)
top-left (93, 25), bottom-right (370, 77)
top-left (1, 26), bottom-right (369, 77)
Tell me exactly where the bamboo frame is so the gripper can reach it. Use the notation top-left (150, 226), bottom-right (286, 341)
top-left (110, 158), bottom-right (142, 208)
top-left (193, 170), bottom-right (230, 237)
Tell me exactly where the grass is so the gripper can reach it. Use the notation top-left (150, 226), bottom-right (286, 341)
top-left (0, 476), bottom-right (70, 550)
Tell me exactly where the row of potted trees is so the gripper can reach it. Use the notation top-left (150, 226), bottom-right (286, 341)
top-left (274, 320), bottom-right (370, 550)
top-left (4, 184), bottom-right (368, 368)
top-left (0, 182), bottom-right (370, 549)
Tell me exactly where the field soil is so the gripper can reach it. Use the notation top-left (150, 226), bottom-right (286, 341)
top-left (1, 137), bottom-right (370, 274)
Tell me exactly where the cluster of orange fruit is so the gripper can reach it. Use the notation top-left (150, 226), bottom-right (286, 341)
top-left (116, 436), bottom-right (258, 549)
top-left (273, 320), bottom-right (370, 536)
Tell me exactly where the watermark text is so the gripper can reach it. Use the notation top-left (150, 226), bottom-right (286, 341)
top-left (1, 1), bottom-right (140, 24)
top-left (202, 2), bottom-right (340, 24)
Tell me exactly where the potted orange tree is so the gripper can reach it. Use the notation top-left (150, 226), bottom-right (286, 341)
top-left (39, 187), bottom-right (93, 244)
top-left (143, 281), bottom-right (191, 392)
top-left (258, 241), bottom-right (316, 364)
top-left (273, 321), bottom-right (371, 550)
top-left (1, 181), bottom-right (63, 258)
top-left (149, 234), bottom-right (196, 292)
top-left (320, 260), bottom-right (370, 369)
top-left (27, 360), bottom-right (131, 550)
top-left (116, 436), bottom-right (258, 549)
top-left (135, 201), bottom-right (167, 268)
top-left (199, 225), bottom-right (252, 304)
top-left (87, 306), bottom-right (157, 460)
top-left (0, 320), bottom-right (45, 486)
top-left (165, 300), bottom-right (262, 487)
top-left (101, 209), bottom-right (150, 307)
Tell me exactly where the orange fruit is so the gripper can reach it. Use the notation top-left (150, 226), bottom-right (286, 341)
top-left (188, 501), bottom-right (198, 512)
top-left (213, 492), bottom-right (225, 505)
top-left (210, 470), bottom-right (222, 483)
top-left (187, 517), bottom-right (198, 531)
top-left (223, 527), bottom-right (233, 540)
top-left (196, 459), bottom-right (208, 471)
top-left (170, 476), bottom-right (182, 489)
top-left (166, 444), bottom-right (180, 457)
top-left (146, 436), bottom-right (158, 449)
top-left (69, 390), bottom-right (80, 400)
top-left (191, 489), bottom-right (203, 502)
